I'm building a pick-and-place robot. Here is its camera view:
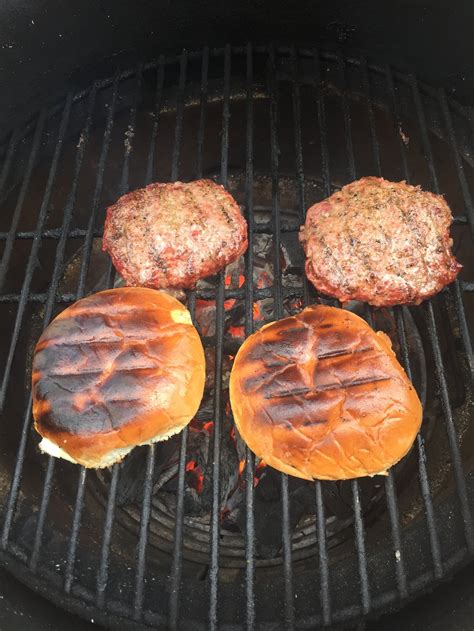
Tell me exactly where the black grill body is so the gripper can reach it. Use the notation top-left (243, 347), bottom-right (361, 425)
top-left (0, 38), bottom-right (473, 631)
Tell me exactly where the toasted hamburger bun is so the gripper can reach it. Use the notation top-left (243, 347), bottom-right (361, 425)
top-left (229, 305), bottom-right (422, 480)
top-left (32, 287), bottom-right (205, 468)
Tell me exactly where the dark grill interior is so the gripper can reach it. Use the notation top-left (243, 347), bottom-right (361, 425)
top-left (0, 45), bottom-right (473, 629)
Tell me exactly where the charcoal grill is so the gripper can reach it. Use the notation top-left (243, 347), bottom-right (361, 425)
top-left (0, 43), bottom-right (473, 630)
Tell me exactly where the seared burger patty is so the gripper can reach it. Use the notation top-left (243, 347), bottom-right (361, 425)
top-left (299, 177), bottom-right (461, 307)
top-left (103, 179), bottom-right (248, 289)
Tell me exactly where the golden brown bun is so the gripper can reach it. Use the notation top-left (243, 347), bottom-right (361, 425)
top-left (229, 305), bottom-right (422, 480)
top-left (32, 287), bottom-right (205, 468)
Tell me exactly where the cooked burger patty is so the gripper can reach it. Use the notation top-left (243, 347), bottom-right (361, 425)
top-left (103, 179), bottom-right (248, 289)
top-left (299, 177), bottom-right (461, 307)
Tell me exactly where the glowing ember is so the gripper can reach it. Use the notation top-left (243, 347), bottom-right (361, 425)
top-left (225, 275), bottom-right (232, 288)
top-left (254, 459), bottom-right (267, 487)
top-left (238, 274), bottom-right (245, 288)
top-left (253, 302), bottom-right (263, 320)
top-left (257, 271), bottom-right (272, 289)
top-left (224, 298), bottom-right (236, 310)
top-left (239, 460), bottom-right (245, 474)
top-left (203, 421), bottom-right (214, 432)
top-left (186, 460), bottom-right (204, 494)
top-left (229, 325), bottom-right (245, 338)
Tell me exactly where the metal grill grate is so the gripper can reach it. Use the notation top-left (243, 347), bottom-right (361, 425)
top-left (0, 44), bottom-right (473, 629)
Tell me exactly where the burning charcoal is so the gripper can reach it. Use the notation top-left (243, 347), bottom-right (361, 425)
top-left (203, 349), bottom-right (233, 391)
top-left (321, 478), bottom-right (379, 520)
top-left (195, 300), bottom-right (216, 338)
top-left (280, 231), bottom-right (305, 277)
top-left (235, 468), bottom-right (312, 558)
top-left (200, 416), bottom-right (241, 516)
top-left (183, 420), bottom-right (213, 515)
top-left (115, 437), bottom-right (180, 506)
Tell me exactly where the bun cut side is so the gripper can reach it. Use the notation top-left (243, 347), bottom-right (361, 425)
top-left (32, 287), bottom-right (205, 468)
top-left (229, 305), bottom-right (422, 480)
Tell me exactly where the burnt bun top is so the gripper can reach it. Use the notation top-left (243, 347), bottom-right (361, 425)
top-left (229, 305), bottom-right (422, 480)
top-left (32, 287), bottom-right (205, 466)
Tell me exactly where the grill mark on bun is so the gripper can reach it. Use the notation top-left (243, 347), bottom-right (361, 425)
top-left (265, 375), bottom-right (391, 399)
top-left (263, 344), bottom-right (373, 368)
top-left (316, 345), bottom-right (374, 360)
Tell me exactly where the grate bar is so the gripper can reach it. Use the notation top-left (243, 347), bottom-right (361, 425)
top-left (1, 399), bottom-right (33, 548)
top-left (281, 474), bottom-right (295, 630)
top-left (395, 307), bottom-right (443, 578)
top-left (370, 65), bottom-right (443, 581)
top-left (315, 480), bottom-right (331, 625)
top-left (243, 42), bottom-right (256, 631)
top-left (269, 45), bottom-right (296, 629)
top-left (133, 444), bottom-right (156, 619)
top-left (387, 68), bottom-right (444, 576)
top-left (436, 90), bottom-right (474, 373)
top-left (104, 72), bottom-right (140, 289)
top-left (1, 282), bottom-right (470, 308)
top-left (438, 89), bottom-right (474, 239)
top-left (269, 47), bottom-right (283, 321)
top-left (0, 227), bottom-right (102, 241)
top-left (291, 47), bottom-right (311, 307)
top-left (244, 448), bottom-right (255, 630)
top-left (209, 273), bottom-right (224, 631)
top-left (410, 79), bottom-right (474, 372)
top-left (64, 467), bottom-right (87, 593)
top-left (168, 427), bottom-right (188, 629)
top-left (196, 46), bottom-right (209, 179)
top-left (386, 66), bottom-right (410, 181)
top-left (170, 51), bottom-right (188, 182)
top-left (0, 92), bottom-right (74, 410)
top-left (384, 472), bottom-right (408, 598)
top-left (424, 302), bottom-right (474, 552)
top-left (410, 75), bottom-right (474, 552)
top-left (62, 78), bottom-right (122, 594)
top-left (311, 49), bottom-right (334, 626)
top-left (0, 111), bottom-right (46, 292)
top-left (145, 56), bottom-right (165, 185)
top-left (351, 480), bottom-right (370, 614)
top-left (29, 456), bottom-right (56, 572)
top-left (340, 55), bottom-right (356, 181)
top-left (77, 74), bottom-right (120, 298)
top-left (0, 283), bottom-right (305, 305)
top-left (168, 52), bottom-right (206, 631)
top-left (410, 76), bottom-right (440, 191)
top-left (1, 84), bottom-right (94, 548)
top-left (96, 465), bottom-right (120, 607)
top-left (452, 279), bottom-right (474, 378)
top-left (96, 68), bottom-right (144, 607)
top-left (209, 43), bottom-right (231, 630)
top-left (313, 50), bottom-right (331, 198)
top-left (341, 56), bottom-right (376, 614)
top-left (23, 86), bottom-right (98, 571)
top-left (0, 129), bottom-right (19, 202)
top-left (361, 58), bottom-right (382, 176)
top-left (0, 218), bottom-right (327, 241)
